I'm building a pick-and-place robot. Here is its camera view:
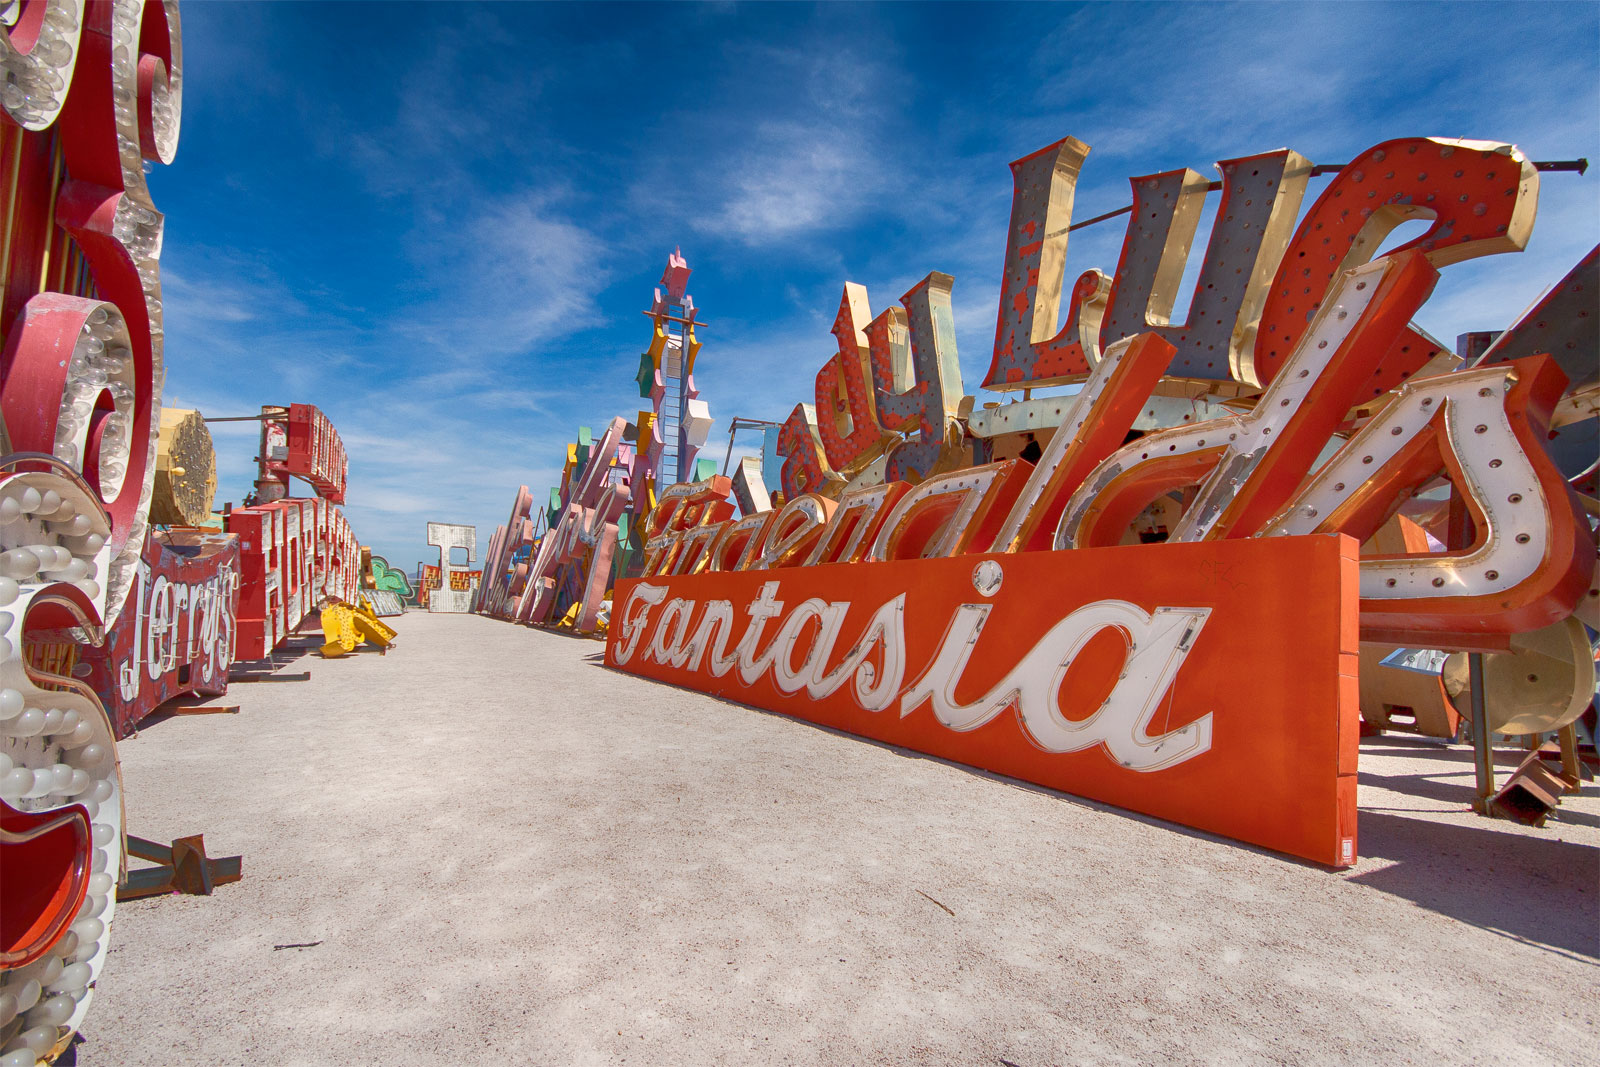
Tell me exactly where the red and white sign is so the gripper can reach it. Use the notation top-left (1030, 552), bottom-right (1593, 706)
top-left (284, 403), bottom-right (348, 504)
top-left (77, 529), bottom-right (240, 738)
top-left (609, 534), bottom-right (1359, 867)
top-left (227, 497), bottom-right (358, 660)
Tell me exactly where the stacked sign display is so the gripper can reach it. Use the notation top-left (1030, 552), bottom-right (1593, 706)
top-left (477, 254), bottom-right (727, 630)
top-left (0, 5), bottom-right (370, 1061)
top-left (225, 489), bottom-right (360, 660)
top-left (636, 249), bottom-right (716, 498)
top-left (483, 134), bottom-right (1596, 869)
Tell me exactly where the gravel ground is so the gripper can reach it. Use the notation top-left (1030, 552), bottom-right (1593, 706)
top-left (68, 611), bottom-right (1598, 1066)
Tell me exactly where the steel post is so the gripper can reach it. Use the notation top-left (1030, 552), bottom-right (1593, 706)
top-left (1468, 652), bottom-right (1496, 813)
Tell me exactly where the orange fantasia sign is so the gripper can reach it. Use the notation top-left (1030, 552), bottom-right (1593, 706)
top-left (608, 535), bottom-right (1359, 867)
top-left (540, 129), bottom-right (1593, 870)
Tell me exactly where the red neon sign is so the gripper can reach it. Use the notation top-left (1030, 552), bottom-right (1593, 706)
top-left (284, 404), bottom-right (348, 504)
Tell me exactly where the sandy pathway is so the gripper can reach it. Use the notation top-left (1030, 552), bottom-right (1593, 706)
top-left (71, 611), bottom-right (1598, 1066)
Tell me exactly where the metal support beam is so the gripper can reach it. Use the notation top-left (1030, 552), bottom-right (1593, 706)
top-left (1468, 652), bottom-right (1496, 814)
top-left (252, 404), bottom-right (291, 504)
top-left (1557, 722), bottom-right (1583, 785)
top-left (118, 834), bottom-right (242, 900)
top-left (720, 417), bottom-right (780, 475)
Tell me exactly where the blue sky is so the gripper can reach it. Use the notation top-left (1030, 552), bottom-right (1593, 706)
top-left (153, 1), bottom-right (1600, 573)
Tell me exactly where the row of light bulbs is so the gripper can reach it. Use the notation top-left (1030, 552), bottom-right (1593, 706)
top-left (0, 0), bottom-right (80, 130)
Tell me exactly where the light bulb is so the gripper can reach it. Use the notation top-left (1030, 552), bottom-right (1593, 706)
top-left (90, 779), bottom-right (112, 803)
top-left (47, 964), bottom-right (89, 996)
top-left (8, 980), bottom-right (40, 1015)
top-left (11, 708), bottom-right (44, 736)
top-left (28, 993), bottom-right (74, 1027)
top-left (46, 560), bottom-right (89, 582)
top-left (38, 490), bottom-right (60, 514)
top-left (91, 822), bottom-right (112, 847)
top-left (34, 957), bottom-right (62, 987)
top-left (40, 709), bottom-right (63, 734)
top-left (76, 743), bottom-right (106, 768)
top-left (50, 764), bottom-right (73, 792)
top-left (0, 497), bottom-right (18, 523)
top-left (16, 488), bottom-right (39, 513)
top-left (0, 550), bottom-right (40, 581)
top-left (63, 721), bottom-right (94, 747)
top-left (0, 768), bottom-right (31, 799)
top-left (16, 1022), bottom-right (55, 1056)
top-left (0, 689), bottom-right (21, 718)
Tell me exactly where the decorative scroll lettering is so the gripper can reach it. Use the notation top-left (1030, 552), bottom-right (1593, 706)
top-left (1241, 137), bottom-right (1538, 391)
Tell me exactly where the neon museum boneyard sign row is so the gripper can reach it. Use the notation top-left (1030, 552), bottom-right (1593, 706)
top-left (481, 134), bottom-right (1597, 870)
top-left (0, 4), bottom-right (364, 1061)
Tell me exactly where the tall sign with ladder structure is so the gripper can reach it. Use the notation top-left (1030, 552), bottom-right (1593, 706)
top-left (636, 249), bottom-right (715, 496)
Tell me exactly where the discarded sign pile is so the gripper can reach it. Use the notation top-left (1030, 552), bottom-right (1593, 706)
top-left (486, 134), bottom-right (1597, 869)
top-left (0, 5), bottom-right (376, 1063)
top-left (475, 251), bottom-right (718, 630)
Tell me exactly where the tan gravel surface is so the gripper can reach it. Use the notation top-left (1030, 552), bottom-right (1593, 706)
top-left (71, 611), bottom-right (1599, 1066)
